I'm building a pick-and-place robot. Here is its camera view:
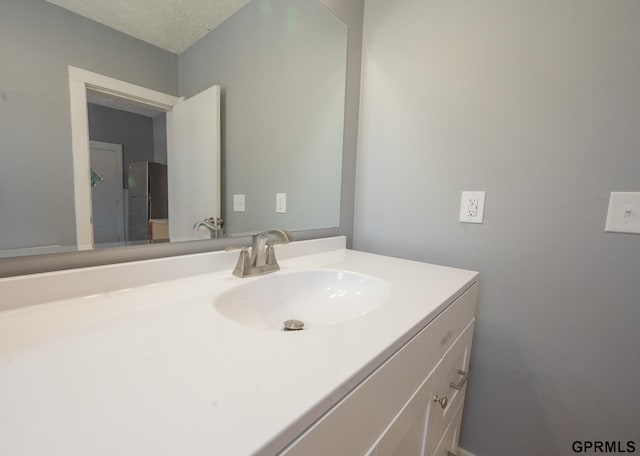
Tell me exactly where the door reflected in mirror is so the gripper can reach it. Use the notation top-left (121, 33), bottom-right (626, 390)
top-left (0, 0), bottom-right (347, 258)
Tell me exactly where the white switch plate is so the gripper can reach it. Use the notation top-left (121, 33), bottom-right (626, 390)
top-left (233, 194), bottom-right (245, 212)
top-left (460, 191), bottom-right (486, 223)
top-left (605, 192), bottom-right (640, 234)
top-left (276, 193), bottom-right (287, 213)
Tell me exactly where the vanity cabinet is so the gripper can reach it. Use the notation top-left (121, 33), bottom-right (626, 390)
top-left (0, 240), bottom-right (480, 456)
top-left (432, 399), bottom-right (465, 456)
top-left (279, 282), bottom-right (478, 456)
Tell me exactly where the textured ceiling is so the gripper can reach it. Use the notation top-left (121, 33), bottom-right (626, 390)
top-left (45, 0), bottom-right (251, 54)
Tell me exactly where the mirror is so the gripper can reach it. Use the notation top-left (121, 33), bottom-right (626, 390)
top-left (0, 0), bottom-right (347, 258)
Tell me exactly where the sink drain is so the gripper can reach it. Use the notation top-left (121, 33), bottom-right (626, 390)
top-left (283, 319), bottom-right (305, 331)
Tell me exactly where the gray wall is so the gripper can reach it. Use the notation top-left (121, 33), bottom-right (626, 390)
top-left (356, 1), bottom-right (640, 455)
top-left (87, 104), bottom-right (156, 184)
top-left (319, 0), bottom-right (363, 249)
top-left (153, 113), bottom-right (168, 165)
top-left (0, 0), bottom-right (178, 250)
top-left (179, 0), bottom-right (347, 235)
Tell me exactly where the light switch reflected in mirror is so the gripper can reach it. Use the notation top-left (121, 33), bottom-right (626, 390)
top-left (0, 0), bottom-right (347, 259)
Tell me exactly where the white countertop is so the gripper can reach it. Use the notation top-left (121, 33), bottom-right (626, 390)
top-left (0, 240), bottom-right (478, 456)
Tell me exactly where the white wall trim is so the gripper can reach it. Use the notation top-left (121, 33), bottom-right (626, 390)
top-left (458, 448), bottom-right (476, 456)
top-left (68, 66), bottom-right (183, 249)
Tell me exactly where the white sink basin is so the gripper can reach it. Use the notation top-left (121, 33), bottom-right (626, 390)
top-left (214, 270), bottom-right (391, 330)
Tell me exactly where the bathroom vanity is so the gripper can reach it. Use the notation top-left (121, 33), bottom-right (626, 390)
top-left (0, 237), bottom-right (478, 456)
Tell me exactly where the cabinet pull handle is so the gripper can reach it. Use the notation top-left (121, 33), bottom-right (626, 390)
top-left (433, 395), bottom-right (448, 409)
top-left (450, 369), bottom-right (468, 391)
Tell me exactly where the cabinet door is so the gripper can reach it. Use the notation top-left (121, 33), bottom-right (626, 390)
top-left (376, 373), bottom-right (434, 456)
top-left (424, 319), bottom-right (475, 456)
top-left (432, 398), bottom-right (464, 456)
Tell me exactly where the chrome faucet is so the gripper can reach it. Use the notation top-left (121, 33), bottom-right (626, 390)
top-left (228, 229), bottom-right (292, 277)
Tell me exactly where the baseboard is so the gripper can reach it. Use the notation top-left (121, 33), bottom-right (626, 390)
top-left (458, 448), bottom-right (476, 456)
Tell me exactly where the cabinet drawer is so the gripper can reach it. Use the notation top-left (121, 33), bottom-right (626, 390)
top-left (279, 282), bottom-right (477, 456)
top-left (432, 397), bottom-right (465, 456)
top-left (425, 319), bottom-right (475, 456)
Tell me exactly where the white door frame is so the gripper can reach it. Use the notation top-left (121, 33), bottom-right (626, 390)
top-left (68, 66), bottom-right (182, 248)
top-left (89, 141), bottom-right (125, 242)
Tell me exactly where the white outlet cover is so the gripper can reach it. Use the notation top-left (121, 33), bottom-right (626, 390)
top-left (460, 191), bottom-right (486, 224)
top-left (605, 192), bottom-right (640, 234)
top-left (233, 194), bottom-right (245, 212)
top-left (276, 193), bottom-right (286, 213)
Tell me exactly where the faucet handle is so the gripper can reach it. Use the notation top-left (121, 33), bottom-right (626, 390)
top-left (231, 247), bottom-right (251, 277)
top-left (265, 244), bottom-right (280, 268)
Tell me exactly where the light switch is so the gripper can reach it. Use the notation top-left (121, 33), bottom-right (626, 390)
top-left (276, 193), bottom-right (287, 213)
top-left (605, 192), bottom-right (640, 234)
top-left (459, 191), bottom-right (486, 224)
top-left (233, 194), bottom-right (245, 212)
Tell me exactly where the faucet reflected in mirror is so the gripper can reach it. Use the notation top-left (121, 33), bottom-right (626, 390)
top-left (228, 229), bottom-right (293, 278)
top-left (193, 218), bottom-right (225, 240)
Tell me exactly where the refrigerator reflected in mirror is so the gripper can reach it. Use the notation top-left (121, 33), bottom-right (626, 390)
top-left (127, 162), bottom-right (168, 242)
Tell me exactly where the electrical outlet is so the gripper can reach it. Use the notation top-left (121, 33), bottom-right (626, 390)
top-left (460, 191), bottom-right (486, 223)
top-left (233, 194), bottom-right (245, 212)
top-left (467, 198), bottom-right (479, 217)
